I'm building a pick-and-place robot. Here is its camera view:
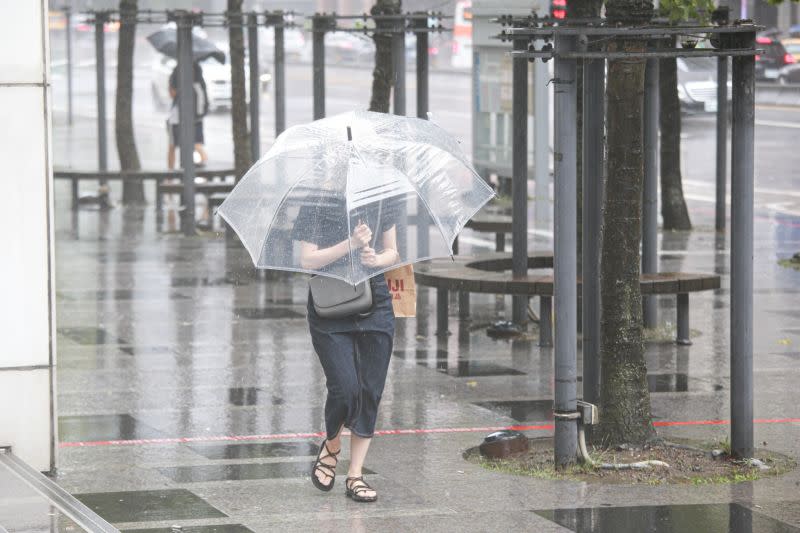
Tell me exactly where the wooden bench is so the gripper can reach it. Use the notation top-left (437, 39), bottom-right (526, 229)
top-left (464, 214), bottom-right (513, 252)
top-left (415, 252), bottom-right (721, 346)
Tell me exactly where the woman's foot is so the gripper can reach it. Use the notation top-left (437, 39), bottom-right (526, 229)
top-left (311, 439), bottom-right (340, 492)
top-left (345, 475), bottom-right (377, 503)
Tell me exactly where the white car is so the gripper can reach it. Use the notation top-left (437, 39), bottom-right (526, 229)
top-left (258, 27), bottom-right (306, 62)
top-left (151, 49), bottom-right (271, 112)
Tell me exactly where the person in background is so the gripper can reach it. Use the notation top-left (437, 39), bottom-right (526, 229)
top-left (167, 61), bottom-right (209, 169)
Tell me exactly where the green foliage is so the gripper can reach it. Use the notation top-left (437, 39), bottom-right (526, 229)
top-left (658, 0), bottom-right (716, 24)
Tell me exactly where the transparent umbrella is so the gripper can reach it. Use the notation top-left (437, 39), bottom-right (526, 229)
top-left (217, 110), bottom-right (495, 285)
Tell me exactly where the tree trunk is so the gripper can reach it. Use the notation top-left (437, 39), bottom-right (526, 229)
top-left (597, 0), bottom-right (655, 447)
top-left (115, 0), bottom-right (144, 204)
top-left (368, 0), bottom-right (401, 113)
top-left (659, 43), bottom-right (692, 231)
top-left (228, 0), bottom-right (251, 181)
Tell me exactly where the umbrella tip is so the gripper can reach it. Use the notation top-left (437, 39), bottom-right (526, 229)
top-left (346, 126), bottom-right (352, 142)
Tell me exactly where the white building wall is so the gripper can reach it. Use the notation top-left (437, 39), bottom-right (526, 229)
top-left (0, 1), bottom-right (57, 473)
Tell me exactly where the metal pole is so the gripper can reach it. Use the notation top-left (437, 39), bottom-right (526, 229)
top-left (553, 33), bottom-right (578, 468)
top-left (393, 23), bottom-right (406, 116)
top-left (247, 13), bottom-right (260, 161)
top-left (272, 12), bottom-right (286, 136)
top-left (642, 58), bottom-right (659, 328)
top-left (730, 28), bottom-right (755, 459)
top-left (176, 13), bottom-right (196, 236)
top-left (716, 56), bottom-right (729, 232)
top-left (94, 14), bottom-right (108, 184)
top-left (312, 15), bottom-right (326, 120)
top-left (415, 15), bottom-right (430, 258)
top-left (582, 54), bottom-right (604, 407)
top-left (65, 7), bottom-right (73, 126)
top-left (534, 48), bottom-right (550, 229)
top-left (511, 38), bottom-right (528, 325)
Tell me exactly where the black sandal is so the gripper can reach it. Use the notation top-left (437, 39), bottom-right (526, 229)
top-left (311, 440), bottom-right (340, 492)
top-left (345, 476), bottom-right (378, 503)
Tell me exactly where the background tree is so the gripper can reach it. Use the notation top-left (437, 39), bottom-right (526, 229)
top-left (597, 0), bottom-right (656, 447)
top-left (115, 0), bottom-right (144, 204)
top-left (227, 0), bottom-right (252, 181)
top-left (368, 0), bottom-right (401, 113)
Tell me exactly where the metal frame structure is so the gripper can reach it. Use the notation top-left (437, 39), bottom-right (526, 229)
top-left (496, 16), bottom-right (759, 465)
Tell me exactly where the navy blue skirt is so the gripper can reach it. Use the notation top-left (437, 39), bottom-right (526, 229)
top-left (307, 276), bottom-right (395, 439)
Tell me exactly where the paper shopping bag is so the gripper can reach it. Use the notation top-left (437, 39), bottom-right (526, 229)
top-left (384, 265), bottom-right (417, 317)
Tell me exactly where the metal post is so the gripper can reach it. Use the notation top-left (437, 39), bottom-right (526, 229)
top-left (393, 22), bottom-right (406, 116)
top-left (415, 14), bottom-right (430, 259)
top-left (312, 15), bottom-right (327, 120)
top-left (271, 12), bottom-right (286, 136)
top-left (94, 13), bottom-right (108, 184)
top-left (553, 33), bottom-right (578, 468)
top-left (176, 12), bottom-right (196, 236)
top-left (539, 296), bottom-right (552, 347)
top-left (534, 46), bottom-right (550, 228)
top-left (247, 13), bottom-right (260, 162)
top-left (511, 38), bottom-right (529, 325)
top-left (730, 28), bottom-right (755, 459)
top-left (582, 54), bottom-right (604, 407)
top-left (642, 58), bottom-right (659, 328)
top-left (716, 56), bottom-right (729, 232)
top-left (65, 6), bottom-right (73, 126)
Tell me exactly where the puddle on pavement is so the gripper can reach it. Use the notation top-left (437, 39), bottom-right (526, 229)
top-left (418, 359), bottom-right (526, 377)
top-left (171, 276), bottom-right (248, 287)
top-left (59, 414), bottom-right (165, 442)
top-left (75, 489), bottom-right (226, 523)
top-left (534, 503), bottom-right (800, 533)
top-left (188, 441), bottom-right (319, 460)
top-left (123, 526), bottom-right (253, 533)
top-left (118, 345), bottom-right (179, 356)
top-left (58, 327), bottom-right (125, 345)
top-left (158, 462), bottom-right (375, 483)
top-left (227, 387), bottom-right (284, 407)
top-left (474, 400), bottom-right (553, 422)
top-left (234, 307), bottom-right (304, 319)
top-left (648, 373), bottom-right (689, 393)
top-left (58, 289), bottom-right (189, 301)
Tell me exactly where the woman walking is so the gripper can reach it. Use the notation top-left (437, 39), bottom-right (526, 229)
top-left (295, 197), bottom-right (399, 503)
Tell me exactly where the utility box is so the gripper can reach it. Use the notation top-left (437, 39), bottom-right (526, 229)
top-left (471, 0), bottom-right (548, 184)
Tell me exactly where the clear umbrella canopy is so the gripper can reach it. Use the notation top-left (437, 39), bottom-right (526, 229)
top-left (218, 110), bottom-right (495, 285)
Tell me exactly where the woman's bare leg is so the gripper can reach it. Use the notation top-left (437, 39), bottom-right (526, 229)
top-left (348, 434), bottom-right (376, 498)
top-left (167, 144), bottom-right (176, 169)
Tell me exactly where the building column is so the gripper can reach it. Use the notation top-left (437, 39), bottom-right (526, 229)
top-left (0, 1), bottom-right (57, 473)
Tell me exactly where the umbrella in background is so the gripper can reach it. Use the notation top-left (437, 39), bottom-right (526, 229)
top-left (217, 110), bottom-right (495, 285)
top-left (147, 27), bottom-right (226, 64)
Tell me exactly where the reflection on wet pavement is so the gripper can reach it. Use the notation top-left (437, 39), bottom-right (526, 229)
top-left (75, 489), bottom-right (227, 523)
top-left (59, 414), bottom-right (166, 442)
top-left (474, 400), bottom-right (553, 422)
top-left (123, 526), bottom-right (254, 533)
top-left (534, 503), bottom-right (800, 533)
top-left (187, 441), bottom-right (320, 460)
top-left (158, 462), bottom-right (375, 483)
top-left (58, 327), bottom-right (125, 345)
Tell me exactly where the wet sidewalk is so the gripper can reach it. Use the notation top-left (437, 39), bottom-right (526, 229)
top-left (51, 176), bottom-right (800, 532)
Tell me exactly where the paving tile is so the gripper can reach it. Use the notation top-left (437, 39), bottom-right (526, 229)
top-left (187, 441), bottom-right (320, 460)
top-left (418, 359), bottom-right (526, 377)
top-left (234, 308), bottom-right (304, 320)
top-left (74, 489), bottom-right (227, 523)
top-left (158, 462), bottom-right (375, 483)
top-left (534, 503), bottom-right (800, 533)
top-left (123, 526), bottom-right (253, 533)
top-left (647, 373), bottom-right (689, 393)
top-left (473, 400), bottom-right (552, 422)
top-left (59, 414), bottom-right (166, 442)
top-left (58, 327), bottom-right (125, 345)
top-left (227, 388), bottom-right (285, 407)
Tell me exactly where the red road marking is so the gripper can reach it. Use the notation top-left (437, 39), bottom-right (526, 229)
top-left (58, 418), bottom-right (800, 448)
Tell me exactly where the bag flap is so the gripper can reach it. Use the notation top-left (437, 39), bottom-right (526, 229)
top-left (309, 276), bottom-right (367, 309)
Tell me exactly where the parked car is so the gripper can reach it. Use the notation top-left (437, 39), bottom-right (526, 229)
top-left (259, 27), bottom-right (306, 63)
top-left (676, 57), bottom-right (731, 114)
top-left (783, 38), bottom-right (800, 62)
top-left (322, 32), bottom-right (375, 64)
top-left (151, 50), bottom-right (271, 112)
top-left (755, 35), bottom-right (795, 81)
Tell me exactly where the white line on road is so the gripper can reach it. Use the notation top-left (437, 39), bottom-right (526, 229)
top-left (755, 119), bottom-right (800, 129)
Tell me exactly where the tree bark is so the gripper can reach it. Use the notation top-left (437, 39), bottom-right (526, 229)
top-left (597, 0), bottom-right (656, 447)
top-left (116, 0), bottom-right (144, 204)
top-left (659, 42), bottom-right (692, 231)
top-left (228, 0), bottom-right (252, 181)
top-left (368, 0), bottom-right (401, 113)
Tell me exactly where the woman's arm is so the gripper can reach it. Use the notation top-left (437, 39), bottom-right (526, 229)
top-left (300, 223), bottom-right (373, 270)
